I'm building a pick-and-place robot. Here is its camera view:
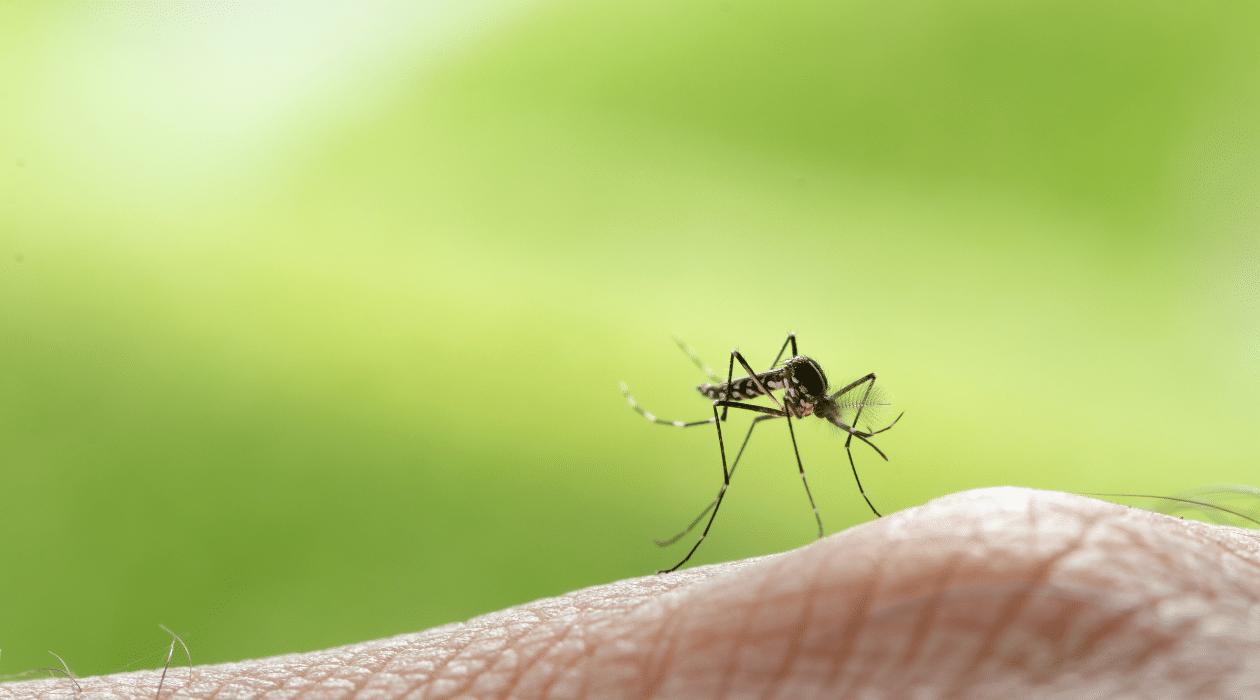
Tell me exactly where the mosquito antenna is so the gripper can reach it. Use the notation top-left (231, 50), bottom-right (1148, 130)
top-left (1080, 492), bottom-right (1260, 528)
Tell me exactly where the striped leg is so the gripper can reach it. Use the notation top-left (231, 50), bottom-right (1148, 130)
top-left (773, 331), bottom-right (798, 364)
top-left (659, 402), bottom-right (747, 573)
top-left (659, 346), bottom-right (781, 572)
top-left (652, 333), bottom-right (802, 570)
top-left (785, 407), bottom-right (825, 539)
top-left (832, 374), bottom-right (902, 518)
top-left (718, 399), bottom-right (825, 540)
top-left (673, 335), bottom-right (722, 383)
top-left (661, 369), bottom-right (833, 571)
top-left (674, 330), bottom-right (798, 382)
top-left (620, 382), bottom-right (716, 428)
top-left (841, 413), bottom-right (904, 518)
top-left (653, 414), bottom-right (779, 546)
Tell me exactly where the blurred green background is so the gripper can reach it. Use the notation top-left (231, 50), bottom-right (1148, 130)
top-left (2, 0), bottom-right (1259, 679)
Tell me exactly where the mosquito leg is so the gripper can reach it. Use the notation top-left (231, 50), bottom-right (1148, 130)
top-left (714, 400), bottom-right (787, 417)
top-left (721, 349), bottom-right (736, 421)
top-left (660, 403), bottom-right (733, 573)
top-left (654, 334), bottom-right (793, 548)
top-left (655, 414), bottom-right (780, 547)
top-left (829, 373), bottom-right (891, 519)
top-left (771, 331), bottom-right (798, 366)
top-left (673, 335), bottom-right (722, 383)
top-left (731, 350), bottom-right (783, 411)
top-left (785, 409), bottom-right (825, 539)
top-left (621, 382), bottom-right (716, 428)
top-left (843, 433), bottom-right (882, 517)
top-left (831, 373), bottom-right (878, 399)
top-left (864, 411), bottom-right (905, 436)
top-left (849, 430), bottom-right (889, 460)
top-left (853, 379), bottom-right (877, 431)
top-left (837, 415), bottom-right (894, 518)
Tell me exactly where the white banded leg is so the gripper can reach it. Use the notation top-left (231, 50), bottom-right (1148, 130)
top-left (673, 331), bottom-right (797, 382)
top-left (653, 414), bottom-right (779, 547)
top-left (673, 335), bottom-right (722, 383)
top-left (659, 402), bottom-right (746, 573)
top-left (841, 412), bottom-right (904, 518)
top-left (832, 373), bottom-right (902, 518)
top-left (653, 333), bottom-right (800, 566)
top-left (620, 382), bottom-right (717, 428)
top-left (713, 399), bottom-right (826, 540)
top-left (772, 331), bottom-right (798, 365)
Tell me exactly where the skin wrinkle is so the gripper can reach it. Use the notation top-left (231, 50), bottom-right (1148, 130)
top-left (1186, 527), bottom-right (1260, 590)
top-left (711, 547), bottom-right (784, 700)
top-left (1140, 511), bottom-right (1260, 595)
top-left (573, 621), bottom-right (599, 700)
top-left (1039, 595), bottom-right (1143, 677)
top-left (564, 581), bottom-right (670, 700)
top-left (635, 583), bottom-right (695, 700)
top-left (419, 631), bottom-right (482, 700)
top-left (853, 500), bottom-right (1003, 695)
top-left (822, 537), bottom-right (888, 696)
top-left (533, 619), bottom-right (588, 700)
top-left (762, 542), bottom-right (830, 700)
top-left (498, 613), bottom-right (582, 700)
top-left (508, 574), bottom-right (697, 699)
top-left (9, 489), bottom-right (1260, 700)
top-left (582, 565), bottom-right (739, 699)
top-left (504, 568), bottom-right (730, 699)
top-left (952, 499), bottom-right (1109, 691)
top-left (1117, 599), bottom-right (1181, 672)
top-left (1117, 513), bottom-right (1192, 595)
top-left (895, 550), bottom-right (966, 671)
top-left (432, 630), bottom-right (514, 699)
top-left (1088, 511), bottom-right (1260, 632)
top-left (860, 582), bottom-right (1177, 695)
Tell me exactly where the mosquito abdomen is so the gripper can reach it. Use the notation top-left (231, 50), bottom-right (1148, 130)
top-left (697, 369), bottom-right (787, 401)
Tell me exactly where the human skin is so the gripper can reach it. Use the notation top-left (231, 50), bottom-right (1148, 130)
top-left (3, 487), bottom-right (1259, 700)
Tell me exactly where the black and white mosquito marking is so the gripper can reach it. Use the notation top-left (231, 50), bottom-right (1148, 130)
top-left (621, 332), bottom-right (903, 573)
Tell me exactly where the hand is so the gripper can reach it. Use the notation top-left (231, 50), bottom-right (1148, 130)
top-left (6, 487), bottom-right (1258, 699)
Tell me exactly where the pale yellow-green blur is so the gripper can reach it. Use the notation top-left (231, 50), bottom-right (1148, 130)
top-left (1, 0), bottom-right (1258, 678)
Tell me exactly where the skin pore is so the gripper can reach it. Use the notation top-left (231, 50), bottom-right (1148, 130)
top-left (3, 487), bottom-right (1259, 699)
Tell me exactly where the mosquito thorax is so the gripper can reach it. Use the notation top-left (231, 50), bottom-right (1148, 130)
top-left (784, 356), bottom-right (828, 398)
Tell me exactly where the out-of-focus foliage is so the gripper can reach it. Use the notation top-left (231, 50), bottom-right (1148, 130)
top-left (2, 0), bottom-right (1258, 678)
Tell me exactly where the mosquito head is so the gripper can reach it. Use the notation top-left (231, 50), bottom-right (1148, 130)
top-left (809, 392), bottom-right (844, 426)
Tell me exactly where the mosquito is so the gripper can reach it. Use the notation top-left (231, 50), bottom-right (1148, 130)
top-left (620, 332), bottom-right (903, 573)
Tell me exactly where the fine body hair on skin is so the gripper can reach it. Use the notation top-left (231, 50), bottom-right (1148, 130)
top-left (1, 626), bottom-right (192, 700)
